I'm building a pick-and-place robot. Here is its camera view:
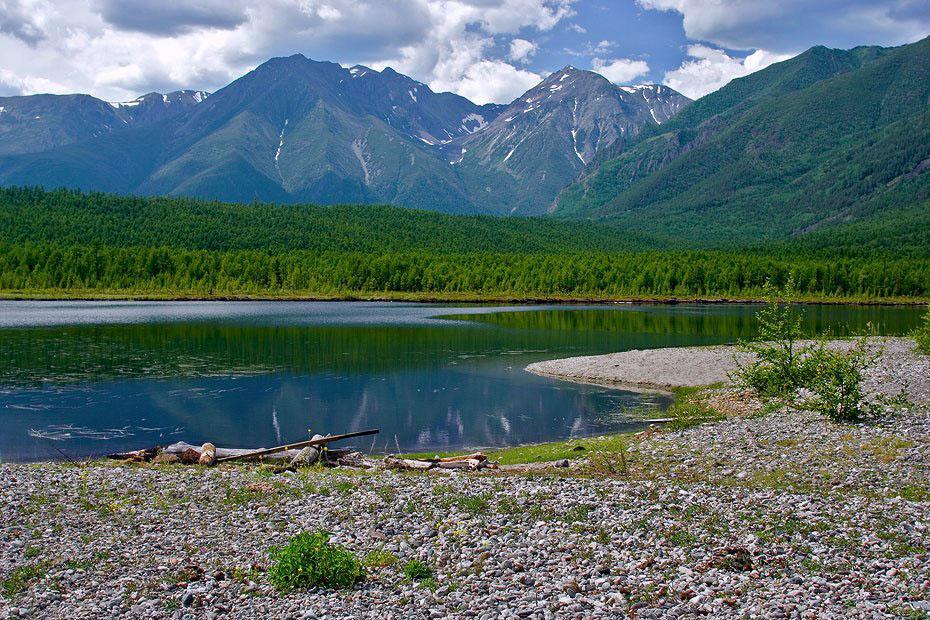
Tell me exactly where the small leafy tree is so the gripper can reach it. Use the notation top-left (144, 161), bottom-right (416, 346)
top-left (802, 337), bottom-right (879, 422)
top-left (733, 279), bottom-right (814, 397)
top-left (913, 305), bottom-right (930, 355)
top-left (734, 279), bottom-right (881, 422)
top-left (268, 531), bottom-right (365, 592)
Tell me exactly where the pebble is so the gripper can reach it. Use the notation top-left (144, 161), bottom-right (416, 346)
top-left (1, 338), bottom-right (928, 619)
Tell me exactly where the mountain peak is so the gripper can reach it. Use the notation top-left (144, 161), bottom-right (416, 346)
top-left (348, 64), bottom-right (375, 78)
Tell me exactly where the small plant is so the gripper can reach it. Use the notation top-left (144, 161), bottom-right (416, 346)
top-left (267, 531), bottom-right (365, 592)
top-left (912, 305), bottom-right (930, 355)
top-left (734, 279), bottom-right (880, 423)
top-left (803, 337), bottom-right (879, 422)
top-left (420, 577), bottom-right (440, 591)
top-left (2, 561), bottom-right (49, 598)
top-left (363, 548), bottom-right (398, 568)
top-left (733, 279), bottom-right (814, 398)
top-left (402, 559), bottom-right (431, 581)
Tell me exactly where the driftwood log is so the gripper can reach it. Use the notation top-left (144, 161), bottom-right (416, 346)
top-left (382, 452), bottom-right (496, 471)
top-left (215, 429), bottom-right (380, 463)
top-left (162, 442), bottom-right (303, 462)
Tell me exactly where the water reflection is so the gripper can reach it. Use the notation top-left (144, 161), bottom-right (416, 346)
top-left (0, 302), bottom-right (922, 462)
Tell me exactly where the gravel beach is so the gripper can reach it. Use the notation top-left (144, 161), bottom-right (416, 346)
top-left (2, 338), bottom-right (929, 619)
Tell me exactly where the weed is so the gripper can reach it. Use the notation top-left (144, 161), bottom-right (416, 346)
top-left (420, 577), bottom-right (440, 591)
top-left (2, 561), bottom-right (49, 598)
top-left (363, 549), bottom-right (398, 568)
top-left (402, 560), bottom-right (432, 581)
top-left (445, 493), bottom-right (490, 516)
top-left (267, 531), bottom-right (365, 591)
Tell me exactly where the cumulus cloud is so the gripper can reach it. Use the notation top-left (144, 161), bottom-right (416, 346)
top-left (98, 0), bottom-right (248, 36)
top-left (0, 0), bottom-right (49, 45)
top-left (637, 0), bottom-right (930, 53)
top-left (591, 57), bottom-right (650, 84)
top-left (0, 0), bottom-right (575, 103)
top-left (662, 45), bottom-right (792, 98)
top-left (508, 38), bottom-right (538, 63)
top-left (446, 59), bottom-right (542, 104)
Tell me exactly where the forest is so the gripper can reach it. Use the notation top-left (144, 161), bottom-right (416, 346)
top-left (1, 187), bottom-right (928, 301)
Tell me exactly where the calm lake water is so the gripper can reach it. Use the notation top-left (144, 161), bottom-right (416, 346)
top-left (0, 301), bottom-right (923, 462)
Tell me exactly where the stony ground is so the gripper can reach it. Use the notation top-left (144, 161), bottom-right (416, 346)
top-left (2, 339), bottom-right (929, 619)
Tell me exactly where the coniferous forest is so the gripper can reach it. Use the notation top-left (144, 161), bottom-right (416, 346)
top-left (1, 187), bottom-right (928, 301)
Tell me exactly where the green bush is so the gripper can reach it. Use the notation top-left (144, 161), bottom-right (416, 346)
top-left (267, 531), bottom-right (365, 592)
top-left (734, 280), bottom-right (815, 397)
top-left (735, 280), bottom-right (880, 422)
top-left (402, 559), bottom-right (431, 581)
top-left (913, 306), bottom-right (930, 355)
top-left (803, 338), bottom-right (879, 422)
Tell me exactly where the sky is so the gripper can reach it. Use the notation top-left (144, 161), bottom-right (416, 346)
top-left (0, 0), bottom-right (929, 104)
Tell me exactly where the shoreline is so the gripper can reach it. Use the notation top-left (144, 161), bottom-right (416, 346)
top-left (2, 290), bottom-right (929, 306)
top-left (3, 340), bottom-right (929, 617)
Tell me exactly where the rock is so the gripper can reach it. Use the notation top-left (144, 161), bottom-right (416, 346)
top-left (198, 443), bottom-right (216, 466)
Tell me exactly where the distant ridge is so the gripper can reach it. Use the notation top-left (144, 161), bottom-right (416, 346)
top-left (555, 36), bottom-right (930, 246)
top-left (0, 56), bottom-right (687, 215)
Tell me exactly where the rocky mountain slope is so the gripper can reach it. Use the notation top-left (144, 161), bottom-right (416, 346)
top-left (0, 57), bottom-right (687, 214)
top-left (450, 67), bottom-right (689, 213)
top-left (0, 90), bottom-right (208, 156)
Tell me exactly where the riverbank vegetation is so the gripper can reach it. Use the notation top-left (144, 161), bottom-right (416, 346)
top-left (914, 306), bottom-right (930, 354)
top-left (1, 187), bottom-right (929, 301)
top-left (733, 283), bottom-right (892, 422)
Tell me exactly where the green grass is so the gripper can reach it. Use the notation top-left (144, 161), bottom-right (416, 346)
top-left (402, 560), bottom-right (431, 581)
top-left (2, 561), bottom-right (49, 598)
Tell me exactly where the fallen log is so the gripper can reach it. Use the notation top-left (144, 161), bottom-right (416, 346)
top-left (434, 453), bottom-right (488, 463)
top-left (215, 429), bottom-right (380, 463)
top-left (107, 448), bottom-right (158, 462)
top-left (383, 453), bottom-right (495, 471)
top-left (383, 456), bottom-right (435, 470)
top-left (164, 442), bottom-right (302, 462)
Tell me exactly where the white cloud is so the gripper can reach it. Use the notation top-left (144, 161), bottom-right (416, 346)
top-left (0, 0), bottom-right (576, 103)
top-left (508, 38), bottom-right (538, 63)
top-left (637, 0), bottom-right (930, 53)
top-left (662, 45), bottom-right (792, 98)
top-left (591, 57), bottom-right (650, 84)
top-left (446, 60), bottom-right (542, 104)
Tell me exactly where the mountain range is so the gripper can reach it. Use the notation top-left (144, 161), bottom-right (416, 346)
top-left (2, 35), bottom-right (928, 246)
top-left (0, 57), bottom-right (687, 215)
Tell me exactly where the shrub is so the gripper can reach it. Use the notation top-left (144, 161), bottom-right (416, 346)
top-left (913, 305), bottom-right (930, 355)
top-left (734, 279), bottom-right (880, 422)
top-left (803, 337), bottom-right (879, 422)
top-left (267, 531), bottom-right (364, 592)
top-left (733, 280), bottom-right (815, 397)
top-left (402, 559), bottom-right (431, 581)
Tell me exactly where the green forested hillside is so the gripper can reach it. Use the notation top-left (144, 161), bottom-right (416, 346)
top-left (1, 187), bottom-right (928, 301)
top-left (556, 37), bottom-right (930, 245)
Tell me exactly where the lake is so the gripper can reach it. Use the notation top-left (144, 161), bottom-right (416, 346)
top-left (0, 301), bottom-right (923, 462)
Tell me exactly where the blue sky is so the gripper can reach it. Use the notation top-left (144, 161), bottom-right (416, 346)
top-left (1, 0), bottom-right (928, 103)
